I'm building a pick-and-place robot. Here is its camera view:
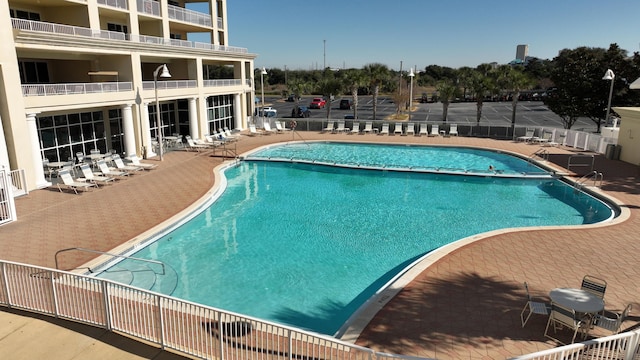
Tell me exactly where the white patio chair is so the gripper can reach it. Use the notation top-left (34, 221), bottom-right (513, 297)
top-left (520, 282), bottom-right (551, 328)
top-left (419, 123), bottom-right (428, 136)
top-left (429, 124), bottom-right (440, 137)
top-left (544, 302), bottom-right (587, 344)
top-left (449, 124), bottom-right (458, 136)
top-left (592, 304), bottom-right (632, 335)
top-left (379, 123), bottom-right (389, 135)
top-left (581, 275), bottom-right (607, 299)
top-left (350, 122), bottom-right (360, 134)
top-left (393, 123), bottom-right (403, 135)
top-left (405, 122), bottom-right (415, 136)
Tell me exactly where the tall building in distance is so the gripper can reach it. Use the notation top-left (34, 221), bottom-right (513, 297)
top-left (516, 44), bottom-right (529, 62)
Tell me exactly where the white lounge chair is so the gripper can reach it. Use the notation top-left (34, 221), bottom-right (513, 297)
top-left (362, 121), bottom-right (374, 134)
top-left (517, 128), bottom-right (535, 142)
top-left (57, 169), bottom-right (98, 194)
top-left (429, 124), bottom-right (440, 136)
top-left (350, 122), bottom-right (360, 134)
top-left (379, 123), bottom-right (389, 135)
top-left (322, 121), bottom-right (335, 133)
top-left (112, 154), bottom-right (143, 172)
top-left (419, 123), bottom-right (428, 136)
top-left (263, 122), bottom-right (277, 134)
top-left (126, 155), bottom-right (157, 170)
top-left (449, 124), bottom-right (458, 136)
top-left (249, 124), bottom-right (264, 136)
top-left (215, 129), bottom-right (237, 142)
top-left (405, 122), bottom-right (415, 136)
top-left (96, 159), bottom-right (129, 177)
top-left (185, 136), bottom-right (213, 152)
top-left (223, 127), bottom-right (242, 139)
top-left (275, 121), bottom-right (291, 132)
top-left (393, 123), bottom-right (403, 135)
top-left (78, 164), bottom-right (115, 185)
top-left (335, 121), bottom-right (347, 133)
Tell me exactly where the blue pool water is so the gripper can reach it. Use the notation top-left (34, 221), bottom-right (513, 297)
top-left (99, 143), bottom-right (613, 335)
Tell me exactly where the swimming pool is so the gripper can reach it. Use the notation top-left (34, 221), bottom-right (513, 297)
top-left (97, 142), bottom-right (614, 336)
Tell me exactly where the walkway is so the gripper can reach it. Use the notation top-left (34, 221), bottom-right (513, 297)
top-left (1, 131), bottom-right (639, 359)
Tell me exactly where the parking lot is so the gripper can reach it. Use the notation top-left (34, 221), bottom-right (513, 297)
top-left (262, 96), bottom-right (598, 132)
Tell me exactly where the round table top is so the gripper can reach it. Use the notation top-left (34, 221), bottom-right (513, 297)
top-left (549, 288), bottom-right (604, 313)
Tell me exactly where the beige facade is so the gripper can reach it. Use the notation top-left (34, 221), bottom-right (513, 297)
top-left (1, 0), bottom-right (257, 192)
top-left (613, 107), bottom-right (640, 166)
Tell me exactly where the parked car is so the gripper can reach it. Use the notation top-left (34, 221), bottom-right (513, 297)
top-left (309, 97), bottom-right (326, 109)
top-left (339, 99), bottom-right (352, 110)
top-left (286, 94), bottom-right (299, 102)
top-left (292, 106), bottom-right (311, 118)
top-left (257, 106), bottom-right (277, 117)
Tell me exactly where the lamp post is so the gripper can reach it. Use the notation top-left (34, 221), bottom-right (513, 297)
top-left (603, 69), bottom-right (615, 125)
top-left (260, 67), bottom-right (267, 127)
top-left (153, 64), bottom-right (171, 161)
top-left (408, 68), bottom-right (415, 120)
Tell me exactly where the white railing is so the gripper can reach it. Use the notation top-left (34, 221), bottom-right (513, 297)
top-left (0, 260), bottom-right (412, 360)
top-left (97, 0), bottom-right (128, 10)
top-left (141, 80), bottom-right (197, 91)
top-left (512, 330), bottom-right (640, 360)
top-left (168, 3), bottom-right (211, 27)
top-left (8, 169), bottom-right (28, 197)
top-left (0, 170), bottom-right (17, 226)
top-left (217, 17), bottom-right (223, 29)
top-left (203, 79), bottom-right (243, 87)
top-left (22, 82), bottom-right (133, 97)
top-left (12, 19), bottom-right (248, 54)
top-left (137, 0), bottom-right (160, 16)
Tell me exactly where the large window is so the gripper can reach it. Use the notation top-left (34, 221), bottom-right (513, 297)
top-left (206, 95), bottom-right (235, 134)
top-left (148, 102), bottom-right (177, 139)
top-left (38, 110), bottom-right (123, 162)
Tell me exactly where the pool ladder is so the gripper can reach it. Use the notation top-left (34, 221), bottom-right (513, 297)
top-left (530, 148), bottom-right (549, 161)
top-left (575, 171), bottom-right (603, 190)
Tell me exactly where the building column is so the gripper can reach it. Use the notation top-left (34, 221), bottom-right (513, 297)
top-left (121, 104), bottom-right (137, 158)
top-left (234, 93), bottom-right (243, 130)
top-left (26, 113), bottom-right (50, 188)
top-left (188, 97), bottom-right (199, 139)
top-left (141, 103), bottom-right (156, 158)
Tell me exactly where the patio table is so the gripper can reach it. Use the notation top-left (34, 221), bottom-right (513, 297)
top-left (549, 288), bottom-right (604, 314)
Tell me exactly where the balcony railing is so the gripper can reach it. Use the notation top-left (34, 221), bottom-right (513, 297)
top-left (141, 80), bottom-right (197, 91)
top-left (168, 3), bottom-right (211, 27)
top-left (97, 0), bottom-right (128, 10)
top-left (12, 19), bottom-right (248, 54)
top-left (203, 79), bottom-right (243, 87)
top-left (22, 82), bottom-right (133, 97)
top-left (217, 17), bottom-right (223, 29)
top-left (137, 0), bottom-right (160, 16)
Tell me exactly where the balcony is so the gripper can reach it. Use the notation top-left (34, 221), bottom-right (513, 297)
top-left (141, 80), bottom-right (197, 91)
top-left (12, 18), bottom-right (248, 54)
top-left (22, 82), bottom-right (133, 97)
top-left (203, 79), bottom-right (243, 87)
top-left (168, 3), bottom-right (212, 27)
top-left (137, 0), bottom-right (160, 16)
top-left (97, 0), bottom-right (128, 10)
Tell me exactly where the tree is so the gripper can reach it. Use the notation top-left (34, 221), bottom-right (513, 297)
top-left (496, 65), bottom-right (533, 138)
top-left (342, 69), bottom-right (366, 119)
top-left (363, 63), bottom-right (390, 120)
top-left (435, 79), bottom-right (458, 122)
top-left (287, 77), bottom-right (311, 114)
top-left (316, 69), bottom-right (343, 119)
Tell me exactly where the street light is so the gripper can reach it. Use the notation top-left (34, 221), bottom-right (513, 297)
top-left (260, 67), bottom-right (267, 126)
top-left (602, 69), bottom-right (615, 126)
top-left (408, 68), bottom-right (415, 120)
top-left (153, 64), bottom-right (171, 161)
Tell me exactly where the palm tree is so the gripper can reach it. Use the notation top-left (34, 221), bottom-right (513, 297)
top-left (435, 79), bottom-right (458, 122)
top-left (496, 65), bottom-right (533, 139)
top-left (287, 78), bottom-right (311, 115)
top-left (342, 69), bottom-right (366, 119)
top-left (363, 63), bottom-right (390, 120)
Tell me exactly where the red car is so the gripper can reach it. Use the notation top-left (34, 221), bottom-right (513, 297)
top-left (309, 97), bottom-right (326, 109)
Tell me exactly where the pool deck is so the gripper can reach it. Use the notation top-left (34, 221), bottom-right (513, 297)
top-left (1, 131), bottom-right (639, 359)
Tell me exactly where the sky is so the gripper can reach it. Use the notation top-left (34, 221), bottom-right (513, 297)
top-left (193, 0), bottom-right (639, 71)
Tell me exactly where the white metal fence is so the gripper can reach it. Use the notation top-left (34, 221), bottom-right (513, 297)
top-left (0, 260), bottom-right (416, 360)
top-left (22, 82), bottom-right (133, 97)
top-left (0, 170), bottom-right (17, 226)
top-left (512, 331), bottom-right (640, 360)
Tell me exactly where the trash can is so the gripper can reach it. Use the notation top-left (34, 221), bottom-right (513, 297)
top-left (605, 144), bottom-right (615, 160)
top-left (613, 145), bottom-right (621, 160)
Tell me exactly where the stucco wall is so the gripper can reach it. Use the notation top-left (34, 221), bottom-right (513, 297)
top-left (613, 107), bottom-right (640, 166)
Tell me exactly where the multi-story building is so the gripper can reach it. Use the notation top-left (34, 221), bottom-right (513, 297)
top-left (516, 44), bottom-right (528, 62)
top-left (0, 0), bottom-right (256, 209)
